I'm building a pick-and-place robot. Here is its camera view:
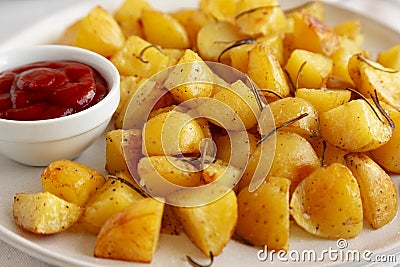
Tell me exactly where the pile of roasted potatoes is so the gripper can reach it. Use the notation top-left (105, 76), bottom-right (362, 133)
top-left (13, 0), bottom-right (400, 263)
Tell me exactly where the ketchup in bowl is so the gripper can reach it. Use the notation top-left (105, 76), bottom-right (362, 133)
top-left (0, 60), bottom-right (108, 120)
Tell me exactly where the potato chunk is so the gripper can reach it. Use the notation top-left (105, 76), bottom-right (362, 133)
top-left (13, 192), bottom-right (82, 234)
top-left (81, 178), bottom-right (144, 233)
top-left (142, 111), bottom-right (205, 156)
top-left (285, 49), bottom-right (333, 89)
top-left (266, 96), bottom-right (319, 139)
top-left (296, 88), bottom-right (351, 114)
top-left (73, 6), bottom-right (125, 57)
top-left (173, 190), bottom-right (237, 256)
top-left (348, 53), bottom-right (400, 110)
top-left (113, 0), bottom-right (152, 38)
top-left (94, 198), bottom-right (164, 263)
top-left (290, 11), bottom-right (340, 56)
top-left (370, 107), bottom-right (400, 173)
top-left (110, 35), bottom-right (171, 77)
top-left (345, 153), bottom-right (398, 229)
top-left (141, 9), bottom-right (190, 49)
top-left (41, 160), bottom-right (106, 206)
top-left (290, 163), bottom-right (363, 239)
top-left (377, 44), bottom-right (400, 70)
top-left (248, 44), bottom-right (290, 97)
top-left (320, 99), bottom-right (392, 152)
top-left (236, 177), bottom-right (290, 251)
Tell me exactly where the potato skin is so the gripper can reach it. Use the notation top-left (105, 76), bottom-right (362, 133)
top-left (13, 192), bottom-right (82, 235)
top-left (236, 177), bottom-right (290, 251)
top-left (290, 163), bottom-right (363, 239)
top-left (94, 198), bottom-right (164, 263)
top-left (172, 190), bottom-right (237, 256)
top-left (345, 153), bottom-right (398, 229)
top-left (41, 159), bottom-right (106, 207)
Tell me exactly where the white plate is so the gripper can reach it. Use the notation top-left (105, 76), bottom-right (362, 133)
top-left (0, 1), bottom-right (400, 266)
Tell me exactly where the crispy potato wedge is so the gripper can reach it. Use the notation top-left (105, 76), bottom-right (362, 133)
top-left (41, 159), bottom-right (105, 206)
top-left (348, 53), bottom-right (400, 110)
top-left (320, 99), bottom-right (392, 152)
top-left (172, 190), bottom-right (237, 256)
top-left (13, 192), bottom-right (82, 234)
top-left (94, 198), bottom-right (164, 263)
top-left (236, 177), bottom-right (290, 251)
top-left (74, 6), bottom-right (125, 57)
top-left (290, 163), bottom-right (363, 239)
top-left (345, 153), bottom-right (398, 229)
top-left (81, 178), bottom-right (144, 233)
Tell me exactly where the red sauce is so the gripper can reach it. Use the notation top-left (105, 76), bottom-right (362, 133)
top-left (0, 60), bottom-right (108, 121)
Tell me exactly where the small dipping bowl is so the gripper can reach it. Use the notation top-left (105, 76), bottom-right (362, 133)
top-left (0, 45), bottom-right (120, 166)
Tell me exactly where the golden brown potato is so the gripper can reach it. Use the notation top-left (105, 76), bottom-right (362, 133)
top-left (142, 111), bottom-right (205, 156)
top-left (164, 49), bottom-right (214, 103)
top-left (137, 155), bottom-right (202, 187)
top-left (345, 153), bottom-right (398, 229)
top-left (198, 80), bottom-right (261, 131)
top-left (94, 198), bottom-right (164, 263)
top-left (237, 131), bottom-right (320, 194)
top-left (114, 76), bottom-right (146, 128)
top-left (290, 163), bottom-right (363, 239)
top-left (170, 8), bottom-right (213, 50)
top-left (199, 0), bottom-right (237, 22)
top-left (172, 189), bottom-right (237, 257)
top-left (41, 159), bottom-right (105, 206)
top-left (265, 96), bottom-right (320, 139)
top-left (105, 129), bottom-right (142, 177)
top-left (296, 88), bottom-right (351, 114)
top-left (73, 6), bottom-right (125, 57)
top-left (285, 49), bottom-right (333, 89)
top-left (236, 177), bottom-right (290, 250)
top-left (113, 0), bottom-right (152, 38)
top-left (81, 178), bottom-right (144, 233)
top-left (235, 0), bottom-right (287, 37)
top-left (13, 192), bottom-right (82, 234)
top-left (248, 44), bottom-right (291, 97)
top-left (348, 53), bottom-right (400, 110)
top-left (197, 21), bottom-right (245, 62)
top-left (320, 99), bottom-right (392, 152)
top-left (110, 35), bottom-right (171, 78)
top-left (289, 11), bottom-right (340, 56)
top-left (370, 107), bottom-right (400, 173)
top-left (141, 9), bottom-right (190, 49)
top-left (377, 44), bottom-right (400, 70)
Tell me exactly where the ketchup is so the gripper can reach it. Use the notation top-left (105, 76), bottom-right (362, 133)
top-left (0, 61), bottom-right (108, 120)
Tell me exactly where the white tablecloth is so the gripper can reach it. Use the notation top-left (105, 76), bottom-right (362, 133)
top-left (0, 0), bottom-right (399, 266)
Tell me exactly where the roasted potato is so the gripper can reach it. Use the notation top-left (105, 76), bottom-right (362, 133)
top-left (345, 153), bottom-right (398, 229)
top-left (105, 129), bottom-right (142, 176)
top-left (236, 177), bottom-right (290, 251)
top-left (41, 159), bottom-right (106, 206)
top-left (172, 189), bottom-right (237, 257)
top-left (110, 35), bottom-right (171, 77)
top-left (142, 110), bottom-right (205, 156)
top-left (320, 99), bottom-right (392, 152)
top-left (94, 197), bottom-right (164, 263)
top-left (81, 178), bottom-right (144, 233)
top-left (141, 9), bottom-right (190, 49)
top-left (69, 6), bottom-right (125, 57)
top-left (113, 0), bottom-right (152, 38)
top-left (348, 53), bottom-right (400, 110)
top-left (13, 192), bottom-right (82, 234)
top-left (370, 106), bottom-right (400, 173)
top-left (290, 163), bottom-right (363, 239)
top-left (285, 49), bottom-right (333, 89)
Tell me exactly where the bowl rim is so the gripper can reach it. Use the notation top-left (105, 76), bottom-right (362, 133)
top-left (0, 44), bottom-right (120, 142)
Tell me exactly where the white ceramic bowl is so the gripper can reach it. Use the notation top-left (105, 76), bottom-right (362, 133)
top-left (0, 45), bottom-right (120, 166)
